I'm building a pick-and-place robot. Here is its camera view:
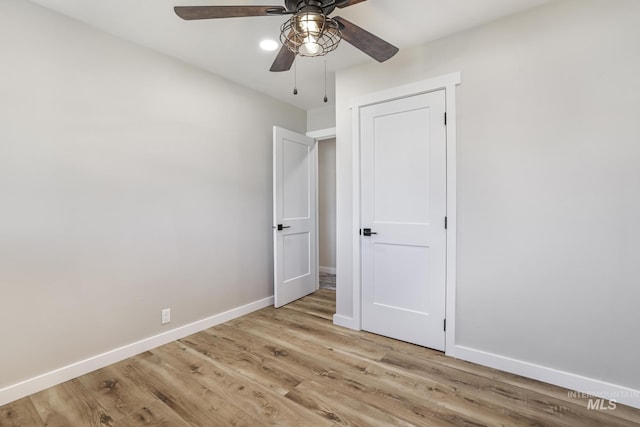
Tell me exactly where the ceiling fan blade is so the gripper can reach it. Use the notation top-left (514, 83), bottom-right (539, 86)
top-left (174, 6), bottom-right (286, 20)
top-left (270, 45), bottom-right (296, 72)
top-left (333, 16), bottom-right (398, 62)
top-left (336, 0), bottom-right (367, 8)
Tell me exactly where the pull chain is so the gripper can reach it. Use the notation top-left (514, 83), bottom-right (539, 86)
top-left (293, 60), bottom-right (298, 95)
top-left (323, 60), bottom-right (328, 103)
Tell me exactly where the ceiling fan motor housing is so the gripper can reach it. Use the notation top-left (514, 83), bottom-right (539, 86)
top-left (286, 0), bottom-right (338, 15)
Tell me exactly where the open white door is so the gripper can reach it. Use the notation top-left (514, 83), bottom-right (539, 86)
top-left (360, 90), bottom-right (447, 350)
top-left (273, 126), bottom-right (317, 308)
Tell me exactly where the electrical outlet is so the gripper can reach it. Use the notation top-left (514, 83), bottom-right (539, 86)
top-left (161, 308), bottom-right (171, 325)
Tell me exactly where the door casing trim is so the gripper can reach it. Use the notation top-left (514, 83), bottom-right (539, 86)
top-left (347, 72), bottom-right (461, 355)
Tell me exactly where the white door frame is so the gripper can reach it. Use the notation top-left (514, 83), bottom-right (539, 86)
top-left (349, 72), bottom-right (461, 355)
top-left (306, 127), bottom-right (337, 290)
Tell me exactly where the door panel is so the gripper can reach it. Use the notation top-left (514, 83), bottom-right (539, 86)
top-left (361, 90), bottom-right (447, 350)
top-left (283, 141), bottom-right (311, 219)
top-left (373, 244), bottom-right (430, 313)
top-left (273, 127), bottom-right (317, 308)
top-left (283, 232), bottom-right (311, 281)
top-left (373, 108), bottom-right (431, 224)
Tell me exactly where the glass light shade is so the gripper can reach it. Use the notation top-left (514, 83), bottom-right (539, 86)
top-left (300, 37), bottom-right (321, 56)
top-left (295, 13), bottom-right (322, 34)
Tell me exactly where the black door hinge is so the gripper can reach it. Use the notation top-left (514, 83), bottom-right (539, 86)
top-left (444, 112), bottom-right (447, 126)
top-left (359, 229), bottom-right (362, 236)
top-left (444, 319), bottom-right (447, 331)
top-left (444, 217), bottom-right (448, 229)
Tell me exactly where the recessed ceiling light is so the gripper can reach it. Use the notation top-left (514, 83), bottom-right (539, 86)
top-left (260, 39), bottom-right (279, 52)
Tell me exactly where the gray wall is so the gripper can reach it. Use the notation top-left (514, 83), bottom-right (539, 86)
top-left (318, 138), bottom-right (337, 271)
top-left (0, 0), bottom-right (305, 389)
top-left (335, 0), bottom-right (640, 389)
top-left (307, 105), bottom-right (336, 132)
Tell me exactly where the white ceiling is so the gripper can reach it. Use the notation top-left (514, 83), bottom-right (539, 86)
top-left (30, 0), bottom-right (553, 111)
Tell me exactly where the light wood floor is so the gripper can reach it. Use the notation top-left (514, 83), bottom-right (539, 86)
top-left (1, 289), bottom-right (639, 426)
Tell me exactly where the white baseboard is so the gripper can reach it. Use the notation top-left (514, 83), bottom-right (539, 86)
top-left (319, 266), bottom-right (336, 275)
top-left (0, 296), bottom-right (274, 407)
top-left (333, 314), bottom-right (358, 330)
top-left (453, 345), bottom-right (640, 410)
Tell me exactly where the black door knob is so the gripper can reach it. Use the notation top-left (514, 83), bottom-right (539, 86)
top-left (363, 228), bottom-right (378, 237)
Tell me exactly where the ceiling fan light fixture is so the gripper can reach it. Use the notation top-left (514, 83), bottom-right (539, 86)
top-left (280, 10), bottom-right (341, 58)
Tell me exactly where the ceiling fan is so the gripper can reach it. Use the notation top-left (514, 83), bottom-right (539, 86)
top-left (174, 0), bottom-right (399, 72)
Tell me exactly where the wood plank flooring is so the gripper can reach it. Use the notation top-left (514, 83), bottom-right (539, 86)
top-left (1, 289), bottom-right (639, 426)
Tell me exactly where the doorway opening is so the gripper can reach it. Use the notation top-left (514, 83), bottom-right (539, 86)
top-left (272, 126), bottom-right (336, 308)
top-left (318, 137), bottom-right (336, 292)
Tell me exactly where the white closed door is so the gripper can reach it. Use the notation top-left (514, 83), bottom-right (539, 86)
top-left (360, 90), bottom-right (447, 350)
top-left (273, 126), bottom-right (317, 308)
